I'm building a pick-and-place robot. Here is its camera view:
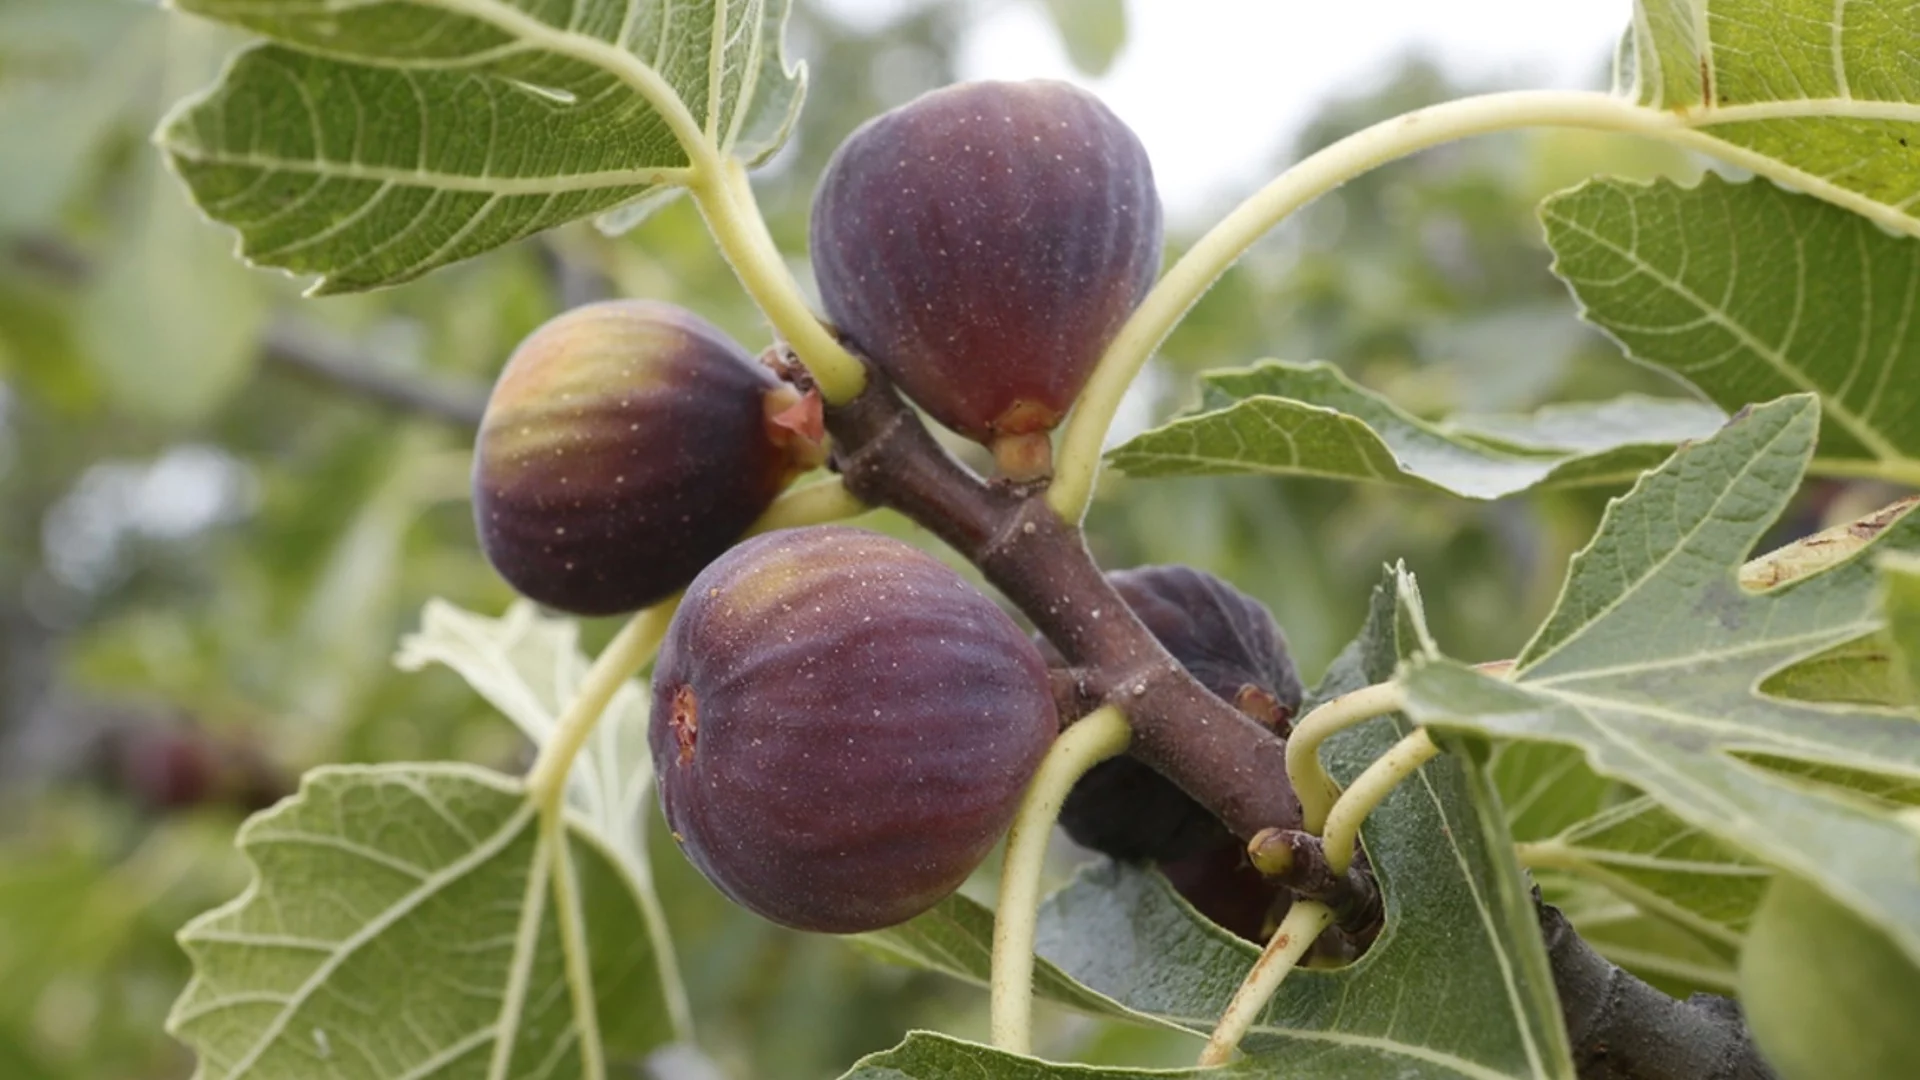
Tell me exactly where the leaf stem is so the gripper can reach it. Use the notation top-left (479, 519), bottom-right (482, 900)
top-left (545, 810), bottom-right (607, 1080)
top-left (990, 706), bottom-right (1132, 1056)
top-left (1196, 899), bottom-right (1335, 1066)
top-left (746, 475), bottom-right (870, 535)
top-left (1286, 682), bottom-right (1406, 834)
top-left (524, 600), bottom-right (677, 806)
top-left (1048, 89), bottom-right (1688, 521)
top-left (1803, 456), bottom-right (1920, 488)
top-left (691, 160), bottom-right (868, 403)
top-left (1320, 728), bottom-right (1439, 875)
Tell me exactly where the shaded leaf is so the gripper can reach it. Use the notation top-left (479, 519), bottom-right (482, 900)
top-left (839, 1030), bottom-right (1225, 1079)
top-left (1107, 361), bottom-right (1719, 498)
top-left (161, 0), bottom-right (806, 291)
top-left (1399, 394), bottom-right (1920, 967)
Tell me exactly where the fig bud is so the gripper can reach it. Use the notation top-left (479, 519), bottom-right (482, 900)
top-left (473, 301), bottom-right (822, 616)
top-left (651, 526), bottom-right (1056, 933)
top-left (810, 80), bottom-right (1163, 469)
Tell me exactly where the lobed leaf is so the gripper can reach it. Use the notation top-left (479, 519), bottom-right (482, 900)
top-left (1546, 175), bottom-right (1920, 470)
top-left (1106, 361), bottom-right (1722, 499)
top-left (1398, 394), bottom-right (1920, 967)
top-left (167, 765), bottom-right (673, 1079)
top-left (160, 0), bottom-right (805, 292)
top-left (1032, 568), bottom-right (1572, 1077)
top-left (1627, 0), bottom-right (1920, 238)
top-left (395, 599), bottom-right (655, 874)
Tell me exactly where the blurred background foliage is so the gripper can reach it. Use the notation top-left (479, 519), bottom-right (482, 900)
top-left (0, 1), bottom-right (1835, 1076)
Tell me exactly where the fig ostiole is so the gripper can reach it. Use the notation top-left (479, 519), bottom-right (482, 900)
top-left (473, 300), bottom-right (823, 617)
top-left (810, 79), bottom-right (1164, 475)
top-left (649, 525), bottom-right (1057, 933)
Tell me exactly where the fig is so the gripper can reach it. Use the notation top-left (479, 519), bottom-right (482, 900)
top-left (1052, 565), bottom-right (1300, 862)
top-left (651, 525), bottom-right (1056, 933)
top-left (810, 79), bottom-right (1163, 473)
top-left (1158, 840), bottom-right (1287, 944)
top-left (473, 300), bottom-right (822, 616)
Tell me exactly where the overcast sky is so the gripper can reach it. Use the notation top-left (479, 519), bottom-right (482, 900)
top-left (822, 0), bottom-right (1632, 222)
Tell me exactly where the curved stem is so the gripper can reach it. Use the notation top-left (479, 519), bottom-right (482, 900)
top-left (1047, 89), bottom-right (1687, 521)
top-left (1286, 682), bottom-right (1406, 834)
top-left (1197, 899), bottom-right (1335, 1066)
top-left (525, 599), bottom-right (678, 806)
top-left (747, 475), bottom-right (870, 535)
top-left (1804, 457), bottom-right (1920, 488)
top-left (1320, 728), bottom-right (1439, 875)
top-left (691, 161), bottom-right (868, 403)
top-left (991, 706), bottom-right (1132, 1056)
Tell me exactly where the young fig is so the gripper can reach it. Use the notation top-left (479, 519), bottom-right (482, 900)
top-left (1050, 565), bottom-right (1300, 862)
top-left (651, 526), bottom-right (1056, 933)
top-left (810, 80), bottom-right (1163, 477)
top-left (473, 300), bottom-right (823, 616)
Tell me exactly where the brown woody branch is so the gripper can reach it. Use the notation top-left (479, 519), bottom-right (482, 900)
top-left (824, 370), bottom-right (1301, 843)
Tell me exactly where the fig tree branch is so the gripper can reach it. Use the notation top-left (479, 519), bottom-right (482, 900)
top-left (259, 323), bottom-right (490, 427)
top-left (1541, 899), bottom-right (1778, 1080)
top-left (824, 370), bottom-right (1302, 843)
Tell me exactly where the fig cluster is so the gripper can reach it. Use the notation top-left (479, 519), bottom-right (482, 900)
top-left (811, 79), bottom-right (1163, 476)
top-left (473, 300), bottom-right (822, 616)
top-left (649, 526), bottom-right (1057, 933)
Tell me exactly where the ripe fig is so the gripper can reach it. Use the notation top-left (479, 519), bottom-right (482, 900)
top-left (473, 300), bottom-right (823, 616)
top-left (651, 526), bottom-right (1056, 933)
top-left (1052, 565), bottom-right (1300, 862)
top-left (1158, 840), bottom-right (1287, 945)
top-left (810, 79), bottom-right (1163, 474)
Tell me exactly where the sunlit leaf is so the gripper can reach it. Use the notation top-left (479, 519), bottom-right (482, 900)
top-left (1107, 361), bottom-right (1721, 498)
top-left (1546, 175), bottom-right (1920, 471)
top-left (1399, 394), bottom-right (1920, 967)
top-left (160, 0), bottom-right (805, 292)
top-left (1627, 0), bottom-right (1920, 238)
top-left (396, 599), bottom-right (654, 871)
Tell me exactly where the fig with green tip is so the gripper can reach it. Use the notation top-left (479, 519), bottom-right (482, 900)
top-left (651, 525), bottom-right (1057, 933)
top-left (810, 79), bottom-right (1163, 475)
top-left (1739, 871), bottom-right (1920, 1080)
top-left (473, 300), bottom-right (823, 616)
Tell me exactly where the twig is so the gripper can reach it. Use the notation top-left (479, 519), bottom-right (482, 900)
top-left (260, 322), bottom-right (490, 427)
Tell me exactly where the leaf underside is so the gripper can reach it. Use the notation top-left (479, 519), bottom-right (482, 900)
top-left (161, 0), bottom-right (805, 291)
top-left (1400, 395), bottom-right (1920, 968)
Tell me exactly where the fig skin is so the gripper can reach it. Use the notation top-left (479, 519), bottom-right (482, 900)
top-left (474, 300), bottom-right (811, 616)
top-left (1158, 841), bottom-right (1287, 945)
top-left (650, 526), bottom-right (1057, 934)
top-left (1050, 566), bottom-right (1301, 862)
top-left (810, 79), bottom-right (1163, 448)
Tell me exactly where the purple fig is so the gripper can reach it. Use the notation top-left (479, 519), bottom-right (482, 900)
top-left (810, 80), bottom-right (1162, 475)
top-left (473, 300), bottom-right (823, 616)
top-left (1052, 565), bottom-right (1300, 862)
top-left (651, 526), bottom-right (1056, 933)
